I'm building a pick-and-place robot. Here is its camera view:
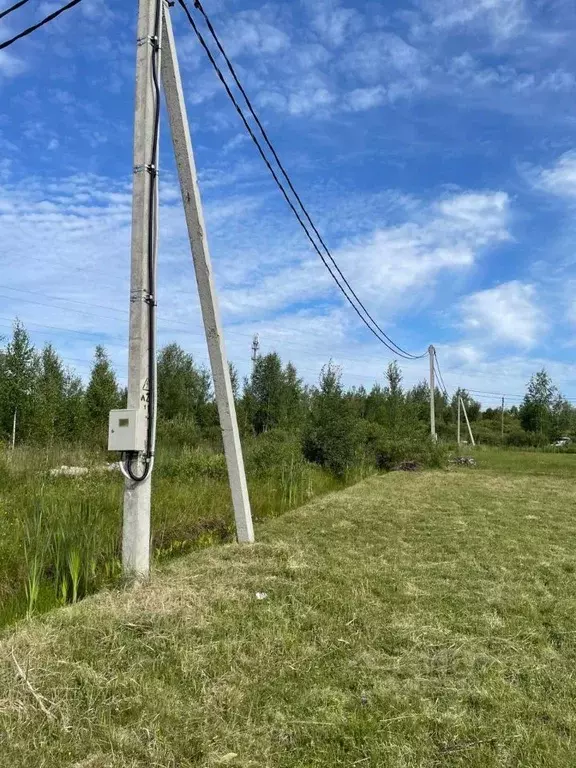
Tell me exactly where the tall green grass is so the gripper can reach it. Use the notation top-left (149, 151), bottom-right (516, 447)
top-left (0, 431), bottom-right (449, 628)
top-left (0, 441), bottom-right (346, 628)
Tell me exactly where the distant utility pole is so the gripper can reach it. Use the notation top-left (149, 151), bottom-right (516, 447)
top-left (11, 408), bottom-right (16, 450)
top-left (429, 345), bottom-right (437, 441)
top-left (461, 397), bottom-right (476, 447)
top-left (161, 4), bottom-right (254, 543)
top-left (251, 333), bottom-right (260, 367)
top-left (457, 396), bottom-right (461, 446)
top-left (501, 396), bottom-right (505, 442)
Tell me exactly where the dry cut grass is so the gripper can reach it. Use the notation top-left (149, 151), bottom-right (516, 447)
top-left (2, 455), bottom-right (576, 766)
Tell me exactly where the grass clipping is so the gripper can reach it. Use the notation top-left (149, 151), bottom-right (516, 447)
top-left (2, 456), bottom-right (576, 766)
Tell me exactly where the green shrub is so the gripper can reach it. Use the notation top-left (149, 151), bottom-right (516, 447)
top-left (372, 436), bottom-right (448, 470)
top-left (302, 416), bottom-right (363, 478)
top-left (158, 446), bottom-right (228, 480)
top-left (156, 415), bottom-right (201, 449)
top-left (505, 428), bottom-right (549, 448)
top-left (244, 429), bottom-right (303, 476)
top-left (472, 424), bottom-right (503, 446)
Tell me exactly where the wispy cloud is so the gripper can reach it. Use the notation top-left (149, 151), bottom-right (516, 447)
top-left (534, 150), bottom-right (576, 199)
top-left (0, 51), bottom-right (27, 79)
top-left (307, 0), bottom-right (364, 48)
top-left (420, 0), bottom-right (528, 39)
top-left (459, 280), bottom-right (545, 348)
top-left (2, 0), bottom-right (576, 400)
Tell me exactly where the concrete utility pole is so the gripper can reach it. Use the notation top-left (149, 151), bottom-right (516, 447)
top-left (501, 396), bottom-right (505, 442)
top-left (122, 0), bottom-right (162, 579)
top-left (429, 344), bottom-right (437, 441)
top-left (161, 5), bottom-right (254, 543)
top-left (461, 398), bottom-right (476, 447)
top-left (457, 396), bottom-right (461, 446)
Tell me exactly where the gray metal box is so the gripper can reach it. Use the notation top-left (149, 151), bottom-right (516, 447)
top-left (108, 409), bottom-right (146, 452)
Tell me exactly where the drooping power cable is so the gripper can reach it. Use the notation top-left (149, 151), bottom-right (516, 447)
top-left (0, 0), bottom-right (31, 22)
top-left (433, 351), bottom-right (449, 398)
top-left (176, 0), bottom-right (426, 361)
top-left (0, 0), bottom-right (82, 50)
top-left (188, 0), bottom-right (426, 362)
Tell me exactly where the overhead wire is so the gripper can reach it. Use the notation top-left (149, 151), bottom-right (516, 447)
top-left (0, 282), bottom-right (432, 363)
top-left (0, 0), bottom-right (502, 416)
top-left (0, 0), bottom-right (82, 50)
top-left (0, 0), bottom-right (30, 22)
top-left (1, 0), bottom-right (429, 366)
top-left (0, 285), bottom-right (129, 316)
top-left (187, 0), bottom-right (426, 362)
top-left (176, 0), bottom-right (425, 361)
top-left (433, 350), bottom-right (449, 399)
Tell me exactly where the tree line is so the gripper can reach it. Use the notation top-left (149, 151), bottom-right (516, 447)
top-left (1, 322), bottom-right (574, 467)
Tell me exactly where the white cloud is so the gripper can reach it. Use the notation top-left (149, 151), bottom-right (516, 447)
top-left (445, 53), bottom-right (576, 96)
top-left (535, 151), bottom-right (576, 199)
top-left (0, 167), bottom-right (512, 385)
top-left (422, 0), bottom-right (528, 39)
top-left (435, 191), bottom-right (509, 244)
top-left (0, 51), bottom-right (27, 79)
top-left (215, 189), bottom-right (510, 324)
top-left (287, 85), bottom-right (336, 116)
top-left (340, 32), bottom-right (427, 87)
top-left (331, 191), bottom-right (509, 312)
top-left (344, 86), bottom-right (386, 112)
top-left (459, 281), bottom-right (544, 348)
top-left (308, 0), bottom-right (364, 47)
top-left (1, 171), bottom-right (574, 400)
top-left (431, 343), bottom-right (576, 405)
top-left (225, 12), bottom-right (290, 57)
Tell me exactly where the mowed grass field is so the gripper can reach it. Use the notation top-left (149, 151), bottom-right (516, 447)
top-left (1, 449), bottom-right (576, 767)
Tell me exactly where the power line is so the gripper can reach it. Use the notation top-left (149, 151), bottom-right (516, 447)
top-left (176, 0), bottom-right (424, 361)
top-left (0, 316), bottom-right (126, 341)
top-left (0, 281), bottom-right (431, 363)
top-left (467, 389), bottom-right (525, 400)
top-left (0, 0), bottom-right (30, 22)
top-left (0, 285), bottom-right (128, 316)
top-left (187, 0), bottom-right (426, 362)
top-left (0, 0), bottom-right (83, 50)
top-left (433, 351), bottom-right (449, 398)
top-left (0, 292), bottom-right (130, 323)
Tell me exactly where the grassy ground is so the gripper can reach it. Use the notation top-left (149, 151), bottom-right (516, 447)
top-left (0, 443), bottom-right (346, 627)
top-left (2, 451), bottom-right (576, 766)
top-left (473, 445), bottom-right (576, 476)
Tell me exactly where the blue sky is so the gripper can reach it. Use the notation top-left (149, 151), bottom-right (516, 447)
top-left (1, 0), bottom-right (576, 406)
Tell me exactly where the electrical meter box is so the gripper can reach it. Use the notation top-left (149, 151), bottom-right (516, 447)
top-left (108, 409), bottom-right (146, 452)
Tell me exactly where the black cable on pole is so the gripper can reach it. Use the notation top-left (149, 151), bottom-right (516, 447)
top-left (0, 0), bottom-right (30, 22)
top-left (0, 0), bottom-right (82, 50)
top-left (125, 0), bottom-right (161, 484)
top-left (188, 0), bottom-right (426, 362)
top-left (176, 0), bottom-right (425, 361)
